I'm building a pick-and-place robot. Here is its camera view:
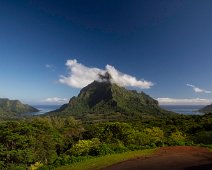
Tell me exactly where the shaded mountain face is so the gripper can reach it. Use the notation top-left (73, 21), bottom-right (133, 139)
top-left (199, 104), bottom-right (212, 114)
top-left (0, 98), bottom-right (39, 117)
top-left (48, 81), bottom-right (175, 121)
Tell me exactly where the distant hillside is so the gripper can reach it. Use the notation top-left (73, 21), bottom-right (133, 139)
top-left (0, 98), bottom-right (39, 117)
top-left (199, 104), bottom-right (212, 114)
top-left (47, 81), bottom-right (176, 122)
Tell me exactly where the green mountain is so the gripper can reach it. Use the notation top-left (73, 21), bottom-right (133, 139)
top-left (0, 98), bottom-right (39, 117)
top-left (199, 104), bottom-right (212, 114)
top-left (48, 81), bottom-right (175, 121)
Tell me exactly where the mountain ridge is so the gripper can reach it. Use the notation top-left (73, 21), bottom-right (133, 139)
top-left (47, 81), bottom-right (176, 121)
top-left (199, 104), bottom-right (212, 113)
top-left (0, 98), bottom-right (39, 117)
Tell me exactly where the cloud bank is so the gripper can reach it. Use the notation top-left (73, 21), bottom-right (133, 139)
top-left (157, 97), bottom-right (211, 105)
top-left (44, 97), bottom-right (68, 104)
top-left (59, 59), bottom-right (153, 89)
top-left (186, 84), bottom-right (211, 94)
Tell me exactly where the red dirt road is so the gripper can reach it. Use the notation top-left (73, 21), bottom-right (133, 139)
top-left (101, 146), bottom-right (212, 170)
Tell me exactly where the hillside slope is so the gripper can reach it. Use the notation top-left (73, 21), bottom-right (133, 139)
top-left (48, 81), bottom-right (175, 121)
top-left (199, 104), bottom-right (212, 113)
top-left (0, 98), bottom-right (39, 117)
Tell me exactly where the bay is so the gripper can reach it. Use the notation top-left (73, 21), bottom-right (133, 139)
top-left (32, 105), bottom-right (61, 115)
top-left (160, 105), bottom-right (204, 115)
top-left (31, 105), bottom-right (205, 115)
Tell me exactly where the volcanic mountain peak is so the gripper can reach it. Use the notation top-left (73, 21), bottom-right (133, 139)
top-left (48, 81), bottom-right (175, 121)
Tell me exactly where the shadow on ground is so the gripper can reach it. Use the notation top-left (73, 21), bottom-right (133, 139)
top-left (185, 163), bottom-right (212, 170)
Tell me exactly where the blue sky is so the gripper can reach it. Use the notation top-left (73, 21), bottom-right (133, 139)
top-left (1, 0), bottom-right (212, 105)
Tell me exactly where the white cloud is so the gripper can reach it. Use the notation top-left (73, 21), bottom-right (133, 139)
top-left (186, 84), bottom-right (211, 94)
top-left (44, 97), bottom-right (68, 104)
top-left (106, 65), bottom-right (154, 89)
top-left (59, 59), bottom-right (153, 89)
top-left (157, 97), bottom-right (211, 105)
top-left (59, 59), bottom-right (105, 88)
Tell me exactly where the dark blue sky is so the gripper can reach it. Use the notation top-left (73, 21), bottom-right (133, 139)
top-left (1, 0), bottom-right (212, 105)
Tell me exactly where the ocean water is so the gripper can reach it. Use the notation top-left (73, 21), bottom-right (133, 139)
top-left (32, 105), bottom-right (61, 115)
top-left (160, 105), bottom-right (205, 115)
top-left (31, 105), bottom-right (205, 115)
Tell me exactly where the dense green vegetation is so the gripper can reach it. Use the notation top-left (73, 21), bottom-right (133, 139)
top-left (1, 82), bottom-right (211, 169)
top-left (0, 113), bottom-right (211, 170)
top-left (0, 98), bottom-right (38, 117)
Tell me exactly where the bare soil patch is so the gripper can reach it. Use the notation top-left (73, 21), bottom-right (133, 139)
top-left (101, 146), bottom-right (212, 170)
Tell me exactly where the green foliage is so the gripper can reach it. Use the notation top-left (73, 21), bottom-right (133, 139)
top-left (0, 116), bottom-right (83, 169)
top-left (48, 155), bottom-right (91, 168)
top-left (0, 111), bottom-right (211, 169)
top-left (5, 164), bottom-right (28, 170)
top-left (168, 131), bottom-right (186, 146)
top-left (127, 130), bottom-right (149, 146)
top-left (127, 127), bottom-right (164, 147)
top-left (144, 127), bottom-right (164, 146)
top-left (69, 138), bottom-right (101, 156)
top-left (194, 131), bottom-right (212, 144)
top-left (91, 122), bottom-right (132, 144)
top-left (29, 161), bottom-right (44, 170)
top-left (110, 141), bottom-right (129, 153)
top-left (97, 143), bottom-right (115, 155)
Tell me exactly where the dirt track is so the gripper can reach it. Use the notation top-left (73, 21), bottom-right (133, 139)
top-left (101, 146), bottom-right (212, 170)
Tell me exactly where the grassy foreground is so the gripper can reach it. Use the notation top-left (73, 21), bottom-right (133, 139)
top-left (54, 149), bottom-right (156, 170)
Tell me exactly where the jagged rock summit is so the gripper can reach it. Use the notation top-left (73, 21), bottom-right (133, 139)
top-left (0, 98), bottom-right (39, 117)
top-left (48, 80), bottom-right (175, 121)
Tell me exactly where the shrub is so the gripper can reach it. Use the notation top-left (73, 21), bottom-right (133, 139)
top-left (168, 131), bottom-right (186, 146)
top-left (29, 161), bottom-right (43, 170)
top-left (5, 164), bottom-right (27, 170)
top-left (194, 131), bottom-right (212, 145)
top-left (128, 130), bottom-right (150, 146)
top-left (110, 141), bottom-right (129, 153)
top-left (97, 143), bottom-right (114, 155)
top-left (127, 144), bottom-right (143, 151)
top-left (69, 138), bottom-right (101, 156)
top-left (93, 122), bottom-right (132, 144)
top-left (128, 127), bottom-right (164, 147)
top-left (143, 127), bottom-right (164, 147)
